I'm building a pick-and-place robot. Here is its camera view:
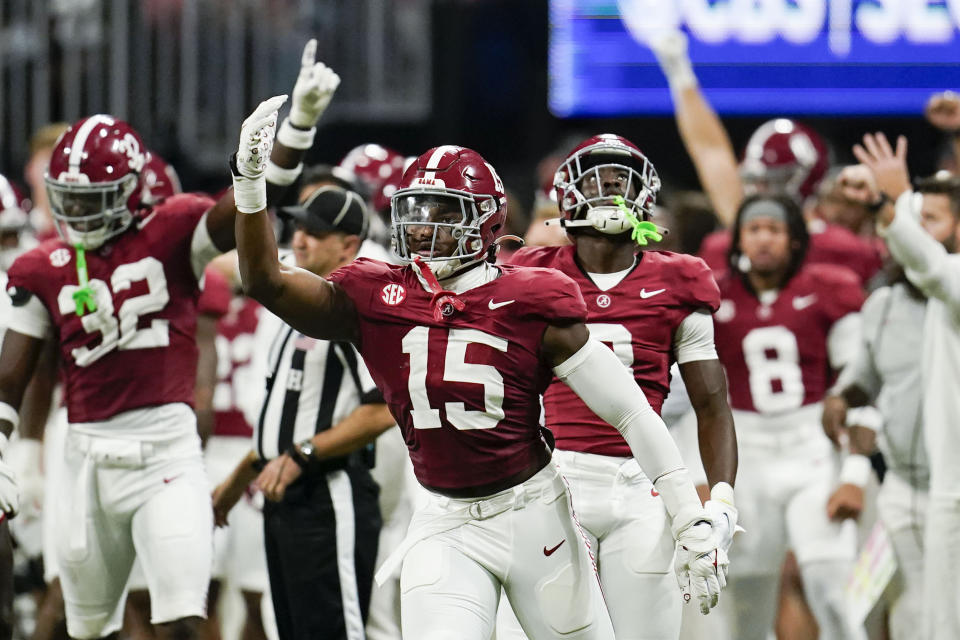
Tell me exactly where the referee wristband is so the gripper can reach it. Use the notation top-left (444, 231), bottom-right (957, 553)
top-left (839, 454), bottom-right (873, 488)
top-left (277, 118), bottom-right (316, 151)
top-left (286, 444), bottom-right (309, 469)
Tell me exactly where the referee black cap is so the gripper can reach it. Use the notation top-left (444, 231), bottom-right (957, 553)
top-left (280, 185), bottom-right (369, 239)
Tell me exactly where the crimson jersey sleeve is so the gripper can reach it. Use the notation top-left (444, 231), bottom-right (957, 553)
top-left (198, 266), bottom-right (231, 317)
top-left (697, 230), bottom-right (732, 274)
top-left (807, 263), bottom-right (865, 323)
top-left (499, 264), bottom-right (588, 325)
top-left (673, 253), bottom-right (721, 314)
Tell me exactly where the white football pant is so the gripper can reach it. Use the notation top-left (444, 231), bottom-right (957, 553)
top-left (396, 462), bottom-right (615, 640)
top-left (366, 427), bottom-right (425, 640)
top-left (206, 435), bottom-right (268, 592)
top-left (57, 421), bottom-right (213, 639)
top-left (497, 449), bottom-right (680, 640)
top-left (876, 472), bottom-right (926, 640)
top-left (724, 407), bottom-right (865, 640)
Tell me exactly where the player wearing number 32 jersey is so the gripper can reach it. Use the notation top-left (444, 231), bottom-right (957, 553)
top-left (235, 143), bottom-right (725, 640)
top-left (0, 96), bottom-right (290, 640)
top-left (711, 193), bottom-right (866, 640)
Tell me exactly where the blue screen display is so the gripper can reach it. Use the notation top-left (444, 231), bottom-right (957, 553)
top-left (549, 0), bottom-right (960, 116)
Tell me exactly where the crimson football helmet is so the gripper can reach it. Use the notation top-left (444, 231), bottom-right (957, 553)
top-left (45, 114), bottom-right (147, 249)
top-left (140, 151), bottom-right (182, 207)
top-left (0, 173), bottom-right (31, 271)
top-left (553, 134), bottom-right (660, 234)
top-left (740, 119), bottom-right (829, 202)
top-left (390, 145), bottom-right (506, 278)
top-left (338, 144), bottom-right (407, 213)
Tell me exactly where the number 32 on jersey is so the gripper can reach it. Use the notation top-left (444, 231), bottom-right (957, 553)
top-left (56, 257), bottom-right (171, 367)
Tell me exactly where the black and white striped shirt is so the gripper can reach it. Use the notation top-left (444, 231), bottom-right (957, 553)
top-left (247, 303), bottom-right (378, 461)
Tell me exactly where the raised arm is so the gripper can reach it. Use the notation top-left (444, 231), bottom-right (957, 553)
top-left (204, 40), bottom-right (342, 252)
top-left (856, 133), bottom-right (960, 313)
top-left (231, 97), bottom-right (359, 343)
top-left (647, 32), bottom-right (744, 226)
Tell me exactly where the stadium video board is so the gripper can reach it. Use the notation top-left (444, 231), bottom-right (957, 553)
top-left (549, 0), bottom-right (960, 116)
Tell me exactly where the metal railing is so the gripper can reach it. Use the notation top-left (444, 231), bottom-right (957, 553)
top-left (0, 0), bottom-right (431, 177)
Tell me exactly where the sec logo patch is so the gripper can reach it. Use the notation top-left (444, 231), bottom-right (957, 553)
top-left (381, 283), bottom-right (406, 306)
top-left (49, 248), bottom-right (71, 268)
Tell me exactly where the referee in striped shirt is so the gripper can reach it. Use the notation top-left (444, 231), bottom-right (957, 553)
top-left (214, 185), bottom-right (395, 640)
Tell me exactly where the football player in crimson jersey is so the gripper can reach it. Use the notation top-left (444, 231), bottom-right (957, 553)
top-left (498, 134), bottom-right (738, 640)
top-left (0, 37), bottom-right (335, 640)
top-left (711, 193), bottom-right (867, 640)
top-left (235, 142), bottom-right (725, 639)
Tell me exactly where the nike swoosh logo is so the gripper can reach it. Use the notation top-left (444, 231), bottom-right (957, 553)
top-left (137, 210), bottom-right (158, 230)
top-left (488, 299), bottom-right (516, 310)
top-left (543, 540), bottom-right (566, 556)
top-left (792, 294), bottom-right (817, 310)
top-left (639, 288), bottom-right (666, 299)
top-left (162, 474), bottom-right (182, 484)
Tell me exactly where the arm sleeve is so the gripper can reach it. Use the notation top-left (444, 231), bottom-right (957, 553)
top-left (826, 312), bottom-right (862, 371)
top-left (672, 310), bottom-right (718, 364)
top-left (6, 290), bottom-right (51, 339)
top-left (833, 289), bottom-right (886, 401)
top-left (882, 191), bottom-right (960, 316)
top-left (554, 338), bottom-right (705, 532)
top-left (190, 211), bottom-right (221, 281)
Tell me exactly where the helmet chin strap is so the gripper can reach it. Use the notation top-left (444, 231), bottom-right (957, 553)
top-left (412, 257), bottom-right (465, 322)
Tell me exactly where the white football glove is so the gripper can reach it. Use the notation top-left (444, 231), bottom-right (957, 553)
top-left (0, 458), bottom-right (19, 518)
top-left (704, 482), bottom-right (741, 554)
top-left (4, 438), bottom-right (42, 520)
top-left (674, 520), bottom-right (726, 615)
top-left (289, 39), bottom-right (340, 129)
top-left (648, 30), bottom-right (697, 95)
top-left (233, 94), bottom-right (287, 214)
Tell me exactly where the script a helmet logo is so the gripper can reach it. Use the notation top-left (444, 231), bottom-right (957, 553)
top-left (381, 283), bottom-right (406, 306)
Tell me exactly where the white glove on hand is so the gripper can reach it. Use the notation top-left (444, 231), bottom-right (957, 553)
top-left (675, 520), bottom-right (726, 615)
top-left (0, 458), bottom-right (20, 518)
top-left (233, 94), bottom-right (287, 214)
top-left (648, 30), bottom-right (697, 95)
top-left (289, 39), bottom-right (340, 129)
top-left (4, 438), bottom-right (42, 519)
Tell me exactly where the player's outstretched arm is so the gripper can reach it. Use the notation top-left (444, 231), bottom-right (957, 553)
top-left (645, 31), bottom-right (744, 226)
top-left (232, 97), bottom-right (359, 342)
top-left (543, 323), bottom-right (726, 614)
top-left (265, 39), bottom-right (341, 202)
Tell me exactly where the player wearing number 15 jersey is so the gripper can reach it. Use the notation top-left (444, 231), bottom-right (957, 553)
top-left (500, 134), bottom-right (737, 640)
top-left (711, 193), bottom-right (866, 640)
top-left (235, 143), bottom-right (726, 640)
top-left (0, 97), bottom-right (288, 640)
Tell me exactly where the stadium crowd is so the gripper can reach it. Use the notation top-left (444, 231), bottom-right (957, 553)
top-left (0, 23), bottom-right (959, 640)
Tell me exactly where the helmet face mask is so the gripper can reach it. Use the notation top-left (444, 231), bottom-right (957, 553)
top-left (390, 146), bottom-right (505, 279)
top-left (44, 114), bottom-right (146, 250)
top-left (554, 135), bottom-right (660, 236)
top-left (47, 173), bottom-right (138, 250)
